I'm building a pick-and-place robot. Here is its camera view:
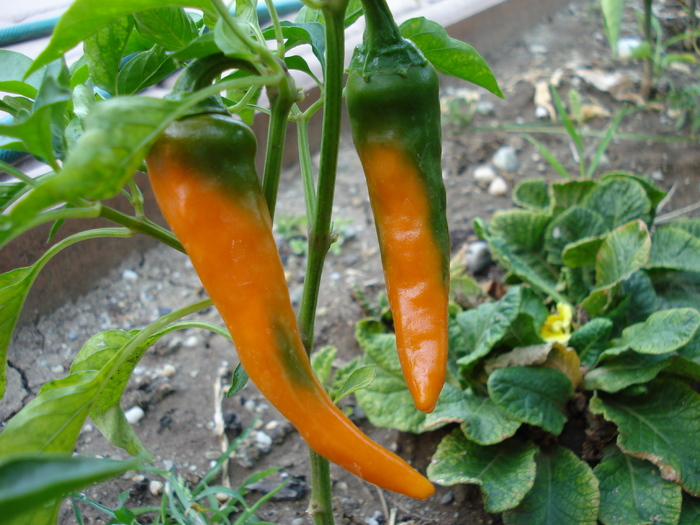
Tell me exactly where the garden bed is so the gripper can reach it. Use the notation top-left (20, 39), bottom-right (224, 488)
top-left (2, 0), bottom-right (699, 523)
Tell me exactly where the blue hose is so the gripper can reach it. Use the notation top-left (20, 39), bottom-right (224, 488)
top-left (0, 0), bottom-right (304, 166)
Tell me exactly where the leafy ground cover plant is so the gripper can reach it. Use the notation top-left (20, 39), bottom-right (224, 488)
top-left (0, 0), bottom-right (501, 522)
top-left (345, 172), bottom-right (700, 524)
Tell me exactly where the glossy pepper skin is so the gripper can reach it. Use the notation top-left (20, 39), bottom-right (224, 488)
top-left (145, 111), bottom-right (434, 499)
top-left (346, 0), bottom-right (449, 414)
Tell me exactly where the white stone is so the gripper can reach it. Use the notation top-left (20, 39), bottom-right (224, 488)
top-left (492, 146), bottom-right (518, 172)
top-left (466, 241), bottom-right (491, 273)
top-left (125, 406), bottom-right (145, 424)
top-left (160, 364), bottom-right (177, 377)
top-left (617, 37), bottom-right (642, 60)
top-left (149, 480), bottom-right (164, 496)
top-left (488, 176), bottom-right (508, 196)
top-left (122, 269), bottom-right (139, 281)
top-left (473, 165), bottom-right (496, 184)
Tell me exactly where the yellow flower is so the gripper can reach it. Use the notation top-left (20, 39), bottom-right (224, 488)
top-left (541, 303), bottom-right (573, 345)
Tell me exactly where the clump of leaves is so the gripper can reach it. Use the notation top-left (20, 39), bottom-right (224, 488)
top-left (344, 173), bottom-right (700, 524)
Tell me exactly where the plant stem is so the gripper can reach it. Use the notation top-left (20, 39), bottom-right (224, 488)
top-left (99, 205), bottom-right (185, 254)
top-left (641, 0), bottom-right (654, 99)
top-left (262, 73), bottom-right (296, 219)
top-left (295, 5), bottom-right (347, 525)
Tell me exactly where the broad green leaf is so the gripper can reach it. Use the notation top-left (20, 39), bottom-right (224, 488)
top-left (666, 218), bottom-right (700, 238)
top-left (500, 288), bottom-right (548, 348)
top-left (654, 271), bottom-right (700, 311)
top-left (544, 206), bottom-right (608, 265)
top-left (133, 7), bottom-right (197, 50)
top-left (600, 172), bottom-right (666, 215)
top-left (294, 0), bottom-right (362, 28)
top-left (423, 390), bottom-right (521, 445)
top-left (310, 345), bottom-right (337, 388)
top-left (679, 493), bottom-right (700, 525)
top-left (116, 46), bottom-right (177, 95)
top-left (620, 271), bottom-right (659, 325)
top-left (562, 235), bottom-right (605, 268)
top-left (168, 32), bottom-right (219, 60)
top-left (512, 178), bottom-right (551, 211)
top-left (569, 317), bottom-right (613, 368)
top-left (332, 365), bottom-right (375, 403)
top-left (70, 330), bottom-right (148, 457)
top-left (0, 50), bottom-right (44, 97)
top-left (595, 220), bottom-right (651, 288)
top-left (601, 0), bottom-right (624, 55)
top-left (551, 179), bottom-right (598, 217)
top-left (489, 209), bottom-right (550, 253)
top-left (503, 446), bottom-right (600, 525)
top-left (454, 286), bottom-right (522, 367)
top-left (427, 429), bottom-right (537, 513)
top-left (594, 446), bottom-right (682, 525)
top-left (591, 378), bottom-right (700, 494)
top-left (399, 17), bottom-right (503, 98)
top-left (84, 17), bottom-right (134, 95)
top-left (584, 351), bottom-right (673, 392)
top-left (214, 16), bottom-right (251, 56)
top-left (584, 178), bottom-right (651, 230)
top-left (27, 0), bottom-right (213, 76)
top-left (0, 182), bottom-right (27, 212)
top-left (647, 226), bottom-right (700, 273)
top-left (2, 96), bottom-right (184, 250)
top-left (0, 454), bottom-right (140, 521)
top-left (488, 366), bottom-right (572, 435)
top-left (602, 308), bottom-right (700, 358)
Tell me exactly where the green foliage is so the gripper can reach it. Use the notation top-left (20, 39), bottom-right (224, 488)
top-left (346, 172), bottom-right (700, 523)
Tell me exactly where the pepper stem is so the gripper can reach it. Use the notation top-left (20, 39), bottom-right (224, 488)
top-left (360, 0), bottom-right (403, 48)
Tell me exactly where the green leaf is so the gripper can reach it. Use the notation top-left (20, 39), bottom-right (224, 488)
top-left (512, 178), bottom-right (551, 211)
top-left (263, 22), bottom-right (326, 70)
top-left (679, 493), bottom-right (700, 525)
top-left (0, 454), bottom-right (140, 521)
top-left (602, 308), bottom-right (700, 358)
top-left (70, 330), bottom-right (149, 458)
top-left (551, 180), bottom-right (598, 216)
top-left (227, 363), bottom-right (249, 398)
top-left (332, 365), bottom-right (375, 404)
top-left (0, 50), bottom-right (44, 97)
top-left (666, 218), bottom-right (700, 238)
top-left (601, 0), bottom-right (624, 55)
top-left (489, 209), bottom-right (550, 253)
top-left (454, 286), bottom-right (522, 368)
top-left (544, 206), bottom-right (608, 265)
top-left (0, 182), bottom-right (27, 212)
top-left (214, 16), bottom-right (250, 56)
top-left (27, 0), bottom-right (213, 76)
top-left (133, 7), bottom-right (197, 50)
top-left (600, 172), bottom-right (666, 217)
top-left (116, 45), bottom-right (177, 95)
top-left (310, 345), bottom-right (337, 388)
top-left (427, 429), bottom-right (537, 513)
top-left (487, 366), bottom-right (572, 435)
top-left (595, 220), bottom-right (651, 288)
top-left (2, 96), bottom-right (184, 250)
top-left (569, 317), bottom-right (613, 368)
top-left (83, 17), bottom-right (134, 95)
top-left (591, 378), bottom-right (700, 495)
top-left (522, 135), bottom-right (570, 179)
top-left (584, 351), bottom-right (673, 393)
top-left (584, 178), bottom-right (651, 230)
top-left (594, 446), bottom-right (682, 525)
top-left (423, 390), bottom-right (521, 445)
top-left (399, 17), bottom-right (503, 98)
top-left (503, 446), bottom-right (600, 525)
top-left (647, 226), bottom-right (700, 273)
top-left (562, 235), bottom-right (605, 268)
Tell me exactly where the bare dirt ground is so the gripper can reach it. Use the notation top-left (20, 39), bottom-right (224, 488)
top-left (2, 0), bottom-right (699, 523)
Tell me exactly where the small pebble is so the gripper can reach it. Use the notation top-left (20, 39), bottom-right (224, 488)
top-left (617, 37), bottom-right (642, 59)
top-left (528, 43), bottom-right (548, 54)
top-left (216, 492), bottom-right (229, 504)
top-left (160, 364), bottom-right (177, 377)
top-left (440, 491), bottom-right (455, 505)
top-left (488, 176), bottom-right (508, 196)
top-left (366, 519), bottom-right (380, 525)
top-left (535, 105), bottom-right (550, 119)
top-left (50, 364), bottom-right (65, 374)
top-left (66, 331), bottom-right (79, 341)
top-left (291, 519), bottom-right (305, 525)
top-left (492, 146), bottom-right (518, 172)
top-left (255, 431), bottom-right (273, 452)
top-left (149, 480), bottom-right (164, 496)
top-left (131, 474), bottom-right (146, 483)
top-left (82, 424), bottom-right (93, 433)
top-left (125, 406), bottom-right (145, 424)
top-left (466, 241), bottom-right (491, 273)
top-left (183, 335), bottom-right (200, 348)
top-left (473, 165), bottom-right (496, 184)
top-left (163, 459), bottom-right (174, 470)
top-left (122, 269), bottom-right (139, 281)
top-left (651, 170), bottom-right (664, 182)
top-left (475, 99), bottom-right (495, 115)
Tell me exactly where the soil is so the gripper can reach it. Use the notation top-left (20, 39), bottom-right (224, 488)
top-left (2, 0), bottom-right (699, 523)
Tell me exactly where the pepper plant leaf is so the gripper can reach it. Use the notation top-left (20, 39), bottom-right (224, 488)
top-left (132, 7), bottom-right (198, 51)
top-left (399, 17), bottom-right (503, 98)
top-left (0, 454), bottom-right (141, 522)
top-left (83, 17), bottom-right (134, 95)
top-left (27, 0), bottom-right (214, 76)
top-left (0, 50), bottom-right (45, 97)
top-left (503, 446), bottom-right (600, 525)
top-left (487, 366), bottom-right (572, 435)
top-left (262, 22), bottom-right (326, 70)
top-left (594, 445), bottom-right (682, 525)
top-left (427, 429), bottom-right (537, 513)
top-left (591, 378), bottom-right (700, 495)
top-left (116, 45), bottom-right (178, 96)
